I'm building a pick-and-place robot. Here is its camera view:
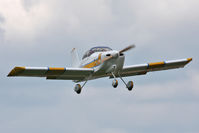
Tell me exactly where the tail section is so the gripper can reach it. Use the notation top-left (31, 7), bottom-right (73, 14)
top-left (71, 48), bottom-right (80, 68)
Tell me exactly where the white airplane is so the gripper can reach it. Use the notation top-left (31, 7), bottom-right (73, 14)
top-left (8, 45), bottom-right (192, 94)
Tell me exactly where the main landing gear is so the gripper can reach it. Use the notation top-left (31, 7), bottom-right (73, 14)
top-left (126, 81), bottom-right (134, 91)
top-left (111, 72), bottom-right (134, 91)
top-left (74, 73), bottom-right (134, 94)
top-left (74, 80), bottom-right (88, 94)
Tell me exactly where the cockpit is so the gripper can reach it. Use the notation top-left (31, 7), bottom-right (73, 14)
top-left (82, 46), bottom-right (112, 59)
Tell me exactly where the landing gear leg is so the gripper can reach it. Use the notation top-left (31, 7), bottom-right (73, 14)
top-left (118, 73), bottom-right (134, 91)
top-left (111, 72), bottom-right (118, 88)
top-left (74, 80), bottom-right (88, 94)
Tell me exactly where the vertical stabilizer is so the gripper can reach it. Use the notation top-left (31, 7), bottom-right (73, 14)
top-left (71, 48), bottom-right (80, 68)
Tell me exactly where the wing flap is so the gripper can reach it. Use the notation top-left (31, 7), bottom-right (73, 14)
top-left (46, 76), bottom-right (85, 80)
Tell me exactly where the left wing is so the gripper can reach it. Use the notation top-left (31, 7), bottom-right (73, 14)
top-left (113, 58), bottom-right (192, 78)
top-left (8, 67), bottom-right (94, 81)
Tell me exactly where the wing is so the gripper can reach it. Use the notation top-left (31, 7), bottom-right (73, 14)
top-left (8, 67), bottom-right (93, 81)
top-left (115, 58), bottom-right (192, 78)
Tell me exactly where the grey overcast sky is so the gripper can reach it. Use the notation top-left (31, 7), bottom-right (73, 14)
top-left (0, 0), bottom-right (199, 133)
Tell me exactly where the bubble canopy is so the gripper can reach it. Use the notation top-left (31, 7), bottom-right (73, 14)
top-left (82, 46), bottom-right (112, 59)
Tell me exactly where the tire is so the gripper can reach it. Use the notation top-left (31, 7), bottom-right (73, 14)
top-left (112, 79), bottom-right (118, 88)
top-left (127, 81), bottom-right (134, 91)
top-left (74, 84), bottom-right (82, 94)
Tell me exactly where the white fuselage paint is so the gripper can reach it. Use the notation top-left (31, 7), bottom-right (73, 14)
top-left (79, 50), bottom-right (125, 80)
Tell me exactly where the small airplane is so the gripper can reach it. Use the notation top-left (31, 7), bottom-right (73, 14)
top-left (8, 45), bottom-right (192, 94)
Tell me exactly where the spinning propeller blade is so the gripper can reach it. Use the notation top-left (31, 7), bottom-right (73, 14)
top-left (119, 44), bottom-right (135, 54)
top-left (101, 55), bottom-right (113, 63)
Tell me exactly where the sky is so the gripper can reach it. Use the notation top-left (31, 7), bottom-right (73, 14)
top-left (0, 0), bottom-right (199, 133)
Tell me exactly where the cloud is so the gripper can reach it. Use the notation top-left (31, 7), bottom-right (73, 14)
top-left (1, 76), bottom-right (199, 133)
top-left (135, 72), bottom-right (199, 105)
top-left (0, 14), bottom-right (5, 41)
top-left (188, 70), bottom-right (199, 95)
top-left (0, 0), bottom-right (52, 43)
top-left (1, 69), bottom-right (199, 133)
top-left (0, 0), bottom-right (199, 53)
top-left (0, 0), bottom-right (199, 133)
top-left (0, 0), bottom-right (114, 45)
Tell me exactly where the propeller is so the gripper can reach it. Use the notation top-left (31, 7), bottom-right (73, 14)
top-left (101, 55), bottom-right (113, 63)
top-left (119, 44), bottom-right (135, 54)
top-left (101, 44), bottom-right (136, 63)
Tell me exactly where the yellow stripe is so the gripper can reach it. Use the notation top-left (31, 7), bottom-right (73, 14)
top-left (8, 67), bottom-right (25, 76)
top-left (187, 58), bottom-right (192, 62)
top-left (149, 61), bottom-right (165, 66)
top-left (83, 53), bottom-right (102, 68)
top-left (49, 67), bottom-right (65, 70)
top-left (83, 62), bottom-right (96, 68)
top-left (148, 61), bottom-right (165, 68)
top-left (47, 67), bottom-right (65, 75)
top-left (130, 81), bottom-right (133, 87)
top-left (116, 80), bottom-right (118, 85)
top-left (98, 53), bottom-right (102, 64)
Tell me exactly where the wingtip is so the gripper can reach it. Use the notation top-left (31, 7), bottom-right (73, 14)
top-left (7, 67), bottom-right (25, 77)
top-left (7, 70), bottom-right (14, 77)
top-left (7, 74), bottom-right (12, 77)
top-left (187, 58), bottom-right (193, 62)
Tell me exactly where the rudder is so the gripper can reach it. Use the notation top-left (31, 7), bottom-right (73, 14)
top-left (71, 48), bottom-right (80, 68)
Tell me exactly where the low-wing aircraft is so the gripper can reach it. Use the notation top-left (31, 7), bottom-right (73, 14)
top-left (8, 45), bottom-right (192, 94)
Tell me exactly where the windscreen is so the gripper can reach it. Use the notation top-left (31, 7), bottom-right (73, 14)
top-left (82, 46), bottom-right (112, 59)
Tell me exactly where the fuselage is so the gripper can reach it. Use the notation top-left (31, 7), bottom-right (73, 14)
top-left (79, 49), bottom-right (125, 79)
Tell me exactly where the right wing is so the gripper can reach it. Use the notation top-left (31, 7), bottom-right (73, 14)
top-left (8, 67), bottom-right (94, 81)
top-left (115, 58), bottom-right (192, 78)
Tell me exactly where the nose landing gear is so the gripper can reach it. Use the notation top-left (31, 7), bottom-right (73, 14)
top-left (111, 72), bottom-right (118, 88)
